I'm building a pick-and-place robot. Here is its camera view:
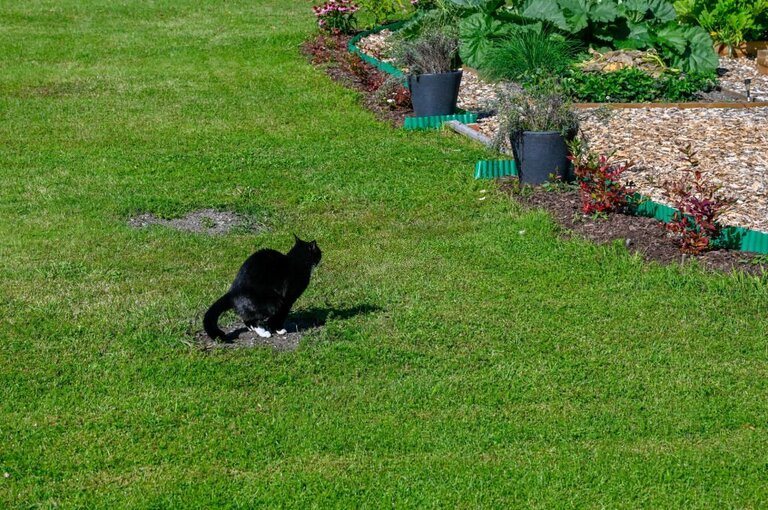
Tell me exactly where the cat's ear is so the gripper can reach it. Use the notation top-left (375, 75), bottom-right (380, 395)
top-left (292, 233), bottom-right (301, 243)
top-left (310, 240), bottom-right (317, 247)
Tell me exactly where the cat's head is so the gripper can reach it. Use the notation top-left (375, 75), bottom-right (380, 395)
top-left (291, 234), bottom-right (322, 267)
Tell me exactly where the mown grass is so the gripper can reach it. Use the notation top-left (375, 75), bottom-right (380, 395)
top-left (1, 1), bottom-right (767, 508)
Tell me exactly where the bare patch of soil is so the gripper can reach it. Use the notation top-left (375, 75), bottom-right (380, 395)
top-left (192, 304), bottom-right (381, 351)
top-left (128, 209), bottom-right (265, 235)
top-left (507, 184), bottom-right (767, 275)
top-left (195, 316), bottom-right (323, 351)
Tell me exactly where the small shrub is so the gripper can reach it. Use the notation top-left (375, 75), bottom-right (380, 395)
top-left (480, 30), bottom-right (580, 83)
top-left (568, 139), bottom-right (634, 215)
top-left (563, 68), bottom-right (658, 103)
top-left (661, 145), bottom-right (735, 254)
top-left (313, 0), bottom-right (359, 34)
top-left (662, 72), bottom-right (717, 102)
top-left (302, 33), bottom-right (343, 64)
top-left (342, 53), bottom-right (385, 91)
top-left (373, 76), bottom-right (412, 109)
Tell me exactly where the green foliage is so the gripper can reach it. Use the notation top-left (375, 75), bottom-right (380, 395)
top-left (458, 12), bottom-right (516, 68)
top-left (564, 67), bottom-right (660, 102)
top-left (562, 67), bottom-right (717, 102)
top-left (518, 0), bottom-right (719, 73)
top-left (480, 29), bottom-right (581, 81)
top-left (675, 0), bottom-right (768, 52)
top-left (357, 0), bottom-right (411, 25)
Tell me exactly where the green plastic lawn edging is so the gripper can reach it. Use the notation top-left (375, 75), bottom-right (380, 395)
top-left (475, 161), bottom-right (768, 255)
top-left (474, 159), bottom-right (518, 179)
top-left (348, 23), bottom-right (476, 131)
top-left (348, 22), bottom-right (406, 84)
top-left (404, 112), bottom-right (478, 130)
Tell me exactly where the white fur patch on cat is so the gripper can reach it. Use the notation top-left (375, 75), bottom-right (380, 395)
top-left (254, 327), bottom-right (271, 338)
top-left (276, 329), bottom-right (287, 336)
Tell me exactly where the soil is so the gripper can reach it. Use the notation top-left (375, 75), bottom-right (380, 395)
top-left (128, 209), bottom-right (264, 235)
top-left (301, 33), bottom-right (413, 126)
top-left (195, 316), bottom-right (323, 351)
top-left (506, 184), bottom-right (767, 276)
top-left (192, 304), bottom-right (380, 351)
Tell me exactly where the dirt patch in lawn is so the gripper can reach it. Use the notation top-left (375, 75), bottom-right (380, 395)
top-left (195, 316), bottom-right (323, 352)
top-left (192, 304), bottom-right (381, 351)
top-left (301, 33), bottom-right (413, 126)
top-left (128, 209), bottom-right (265, 235)
top-left (508, 184), bottom-right (767, 276)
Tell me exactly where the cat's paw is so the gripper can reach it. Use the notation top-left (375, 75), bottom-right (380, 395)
top-left (276, 329), bottom-right (287, 336)
top-left (254, 327), bottom-right (272, 338)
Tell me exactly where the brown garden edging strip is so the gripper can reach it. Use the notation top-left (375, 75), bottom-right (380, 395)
top-left (574, 101), bottom-right (768, 109)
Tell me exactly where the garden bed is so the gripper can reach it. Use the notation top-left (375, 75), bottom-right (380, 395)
top-left (301, 33), bottom-right (413, 126)
top-left (474, 106), bottom-right (768, 233)
top-left (356, 29), bottom-right (768, 106)
top-left (509, 185), bottom-right (767, 275)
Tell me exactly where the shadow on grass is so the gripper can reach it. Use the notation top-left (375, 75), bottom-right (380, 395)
top-left (213, 303), bottom-right (382, 344)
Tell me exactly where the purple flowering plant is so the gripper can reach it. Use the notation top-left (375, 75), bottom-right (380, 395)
top-left (313, 0), bottom-right (359, 34)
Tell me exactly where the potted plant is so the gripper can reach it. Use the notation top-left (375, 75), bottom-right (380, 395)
top-left (493, 82), bottom-right (579, 185)
top-left (398, 31), bottom-right (462, 117)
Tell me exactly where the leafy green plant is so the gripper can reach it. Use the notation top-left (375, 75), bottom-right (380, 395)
top-left (458, 12), bottom-right (516, 68)
top-left (563, 68), bottom-right (716, 102)
top-left (675, 0), bottom-right (768, 55)
top-left (313, 0), bottom-right (360, 34)
top-left (662, 71), bottom-right (717, 100)
top-left (517, 0), bottom-right (719, 73)
top-left (357, 0), bottom-right (411, 25)
top-left (479, 28), bottom-right (581, 81)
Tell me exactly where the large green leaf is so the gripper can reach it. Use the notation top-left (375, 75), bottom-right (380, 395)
top-left (647, 0), bottom-right (677, 22)
top-left (679, 25), bottom-right (719, 73)
top-left (655, 23), bottom-right (688, 53)
top-left (446, 0), bottom-right (506, 13)
top-left (559, 0), bottom-right (590, 32)
top-left (520, 0), bottom-right (569, 30)
top-left (458, 13), bottom-right (513, 68)
top-left (589, 0), bottom-right (620, 23)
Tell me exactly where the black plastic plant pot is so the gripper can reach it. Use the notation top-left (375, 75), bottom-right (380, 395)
top-left (407, 70), bottom-right (463, 117)
top-left (511, 131), bottom-right (572, 186)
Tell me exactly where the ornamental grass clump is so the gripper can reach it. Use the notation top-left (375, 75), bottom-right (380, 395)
top-left (313, 0), bottom-right (359, 34)
top-left (493, 81), bottom-right (579, 145)
top-left (568, 138), bottom-right (635, 215)
top-left (397, 30), bottom-right (459, 74)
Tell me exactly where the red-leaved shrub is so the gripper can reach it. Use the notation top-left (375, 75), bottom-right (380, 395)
top-left (662, 145), bottom-right (734, 254)
top-left (569, 139), bottom-right (634, 215)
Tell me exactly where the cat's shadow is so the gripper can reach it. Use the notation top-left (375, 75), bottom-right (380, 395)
top-left (221, 303), bottom-right (381, 342)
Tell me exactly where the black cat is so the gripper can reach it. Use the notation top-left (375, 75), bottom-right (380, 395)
top-left (204, 235), bottom-right (322, 340)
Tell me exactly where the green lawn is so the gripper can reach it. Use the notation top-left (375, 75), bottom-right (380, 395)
top-left (2, 1), bottom-right (768, 508)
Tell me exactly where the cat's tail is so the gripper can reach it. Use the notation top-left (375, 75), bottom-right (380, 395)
top-left (203, 293), bottom-right (233, 340)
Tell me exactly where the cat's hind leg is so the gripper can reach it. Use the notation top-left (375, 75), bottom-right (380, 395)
top-left (234, 292), bottom-right (282, 339)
